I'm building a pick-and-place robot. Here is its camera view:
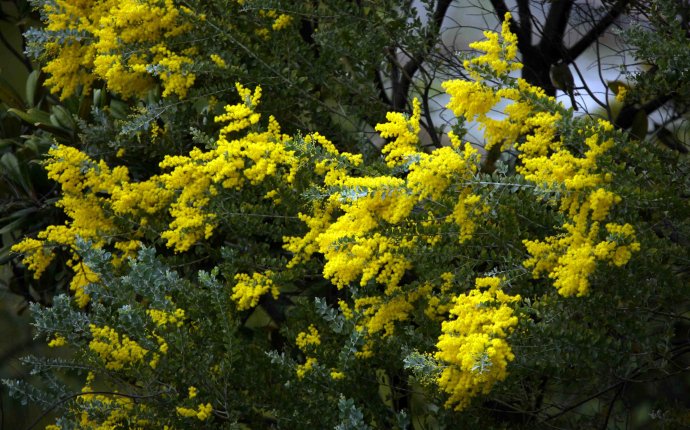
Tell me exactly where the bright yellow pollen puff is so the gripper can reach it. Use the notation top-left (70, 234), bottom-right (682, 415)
top-left (11, 238), bottom-right (54, 280)
top-left (376, 98), bottom-right (422, 167)
top-left (295, 326), bottom-right (320, 379)
top-left (443, 80), bottom-right (501, 120)
top-left (149, 43), bottom-right (196, 98)
top-left (40, 0), bottom-right (194, 99)
top-left (210, 53), bottom-right (227, 68)
top-left (296, 325), bottom-right (321, 351)
top-left (338, 299), bottom-right (354, 319)
top-left (465, 12), bottom-right (522, 79)
top-left (88, 324), bottom-right (149, 371)
top-left (354, 287), bottom-right (428, 337)
top-left (68, 261), bottom-right (99, 308)
top-left (447, 18), bottom-right (639, 297)
top-left (176, 403), bottom-right (213, 421)
top-left (76, 369), bottom-right (139, 427)
top-left (147, 308), bottom-right (186, 328)
top-left (407, 143), bottom-right (478, 201)
top-left (188, 386), bottom-right (198, 399)
top-left (296, 356), bottom-right (317, 379)
top-left (231, 271), bottom-right (279, 311)
top-left (272, 14), bottom-right (293, 31)
top-left (14, 84), bottom-right (303, 287)
top-left (48, 335), bottom-right (67, 348)
top-left (435, 277), bottom-right (520, 411)
top-left (518, 126), bottom-right (637, 296)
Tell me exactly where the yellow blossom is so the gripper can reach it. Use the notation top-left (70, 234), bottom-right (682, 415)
top-left (376, 98), bottom-right (422, 167)
top-left (210, 53), bottom-right (227, 68)
top-left (48, 335), bottom-right (67, 348)
top-left (176, 403), bottom-right (213, 421)
top-left (435, 277), bottom-right (520, 410)
top-left (296, 325), bottom-right (321, 350)
top-left (272, 14), bottom-right (293, 31)
top-left (231, 271), bottom-right (279, 311)
top-left (89, 324), bottom-right (149, 371)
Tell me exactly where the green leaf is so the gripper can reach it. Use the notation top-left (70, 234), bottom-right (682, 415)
top-left (0, 207), bottom-right (38, 224)
top-left (0, 152), bottom-right (30, 193)
top-left (50, 105), bottom-right (75, 130)
top-left (0, 216), bottom-right (26, 235)
top-left (25, 70), bottom-right (40, 108)
top-left (7, 107), bottom-right (52, 125)
top-left (0, 75), bottom-right (25, 110)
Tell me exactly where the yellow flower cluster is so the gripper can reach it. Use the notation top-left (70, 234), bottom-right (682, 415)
top-left (188, 386), bottom-right (198, 399)
top-left (40, 0), bottom-right (196, 99)
top-left (376, 98), bottom-right (422, 167)
top-left (425, 273), bottom-right (456, 320)
top-left (156, 84), bottom-right (296, 251)
top-left (524, 218), bottom-right (640, 297)
top-left (519, 118), bottom-right (639, 296)
top-left (254, 9), bottom-right (293, 35)
top-left (13, 85), bottom-right (299, 308)
top-left (48, 335), bottom-right (67, 348)
top-left (435, 277), bottom-right (520, 411)
top-left (286, 138), bottom-right (479, 293)
top-left (210, 53), bottom-right (227, 68)
top-left (296, 325), bottom-right (321, 350)
top-left (443, 80), bottom-right (500, 125)
top-left (295, 325), bottom-right (320, 379)
top-left (407, 143), bottom-right (478, 200)
top-left (88, 324), bottom-right (149, 371)
top-left (147, 308), bottom-right (186, 328)
top-left (11, 145), bottom-right (136, 306)
top-left (67, 371), bottom-right (146, 429)
top-left (354, 284), bottom-right (431, 337)
top-left (10, 238), bottom-right (53, 280)
top-left (284, 90), bottom-right (483, 349)
top-left (231, 271), bottom-right (279, 311)
top-left (464, 13), bottom-right (522, 78)
top-left (296, 356), bottom-right (317, 380)
top-left (443, 13), bottom-right (639, 297)
top-left (272, 13), bottom-right (293, 31)
top-left (146, 306), bottom-right (179, 368)
top-left (176, 403), bottom-right (214, 421)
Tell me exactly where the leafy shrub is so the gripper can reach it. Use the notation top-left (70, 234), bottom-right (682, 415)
top-left (5, 2), bottom-right (690, 428)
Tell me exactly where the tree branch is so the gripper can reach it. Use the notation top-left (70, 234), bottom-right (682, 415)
top-left (392, 0), bottom-right (452, 111)
top-left (516, 0), bottom-right (532, 46)
top-left (374, 69), bottom-right (391, 108)
top-left (489, 0), bottom-right (510, 20)
top-left (539, 0), bottom-right (573, 57)
top-left (566, 0), bottom-right (631, 61)
top-left (420, 68), bottom-right (441, 149)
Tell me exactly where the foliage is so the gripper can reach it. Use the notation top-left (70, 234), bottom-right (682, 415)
top-left (3, 1), bottom-right (690, 429)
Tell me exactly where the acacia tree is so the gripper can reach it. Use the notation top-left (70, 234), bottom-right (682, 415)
top-left (2, 0), bottom-right (690, 429)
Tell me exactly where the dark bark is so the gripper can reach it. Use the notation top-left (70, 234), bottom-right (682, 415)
top-left (390, 0), bottom-right (453, 111)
